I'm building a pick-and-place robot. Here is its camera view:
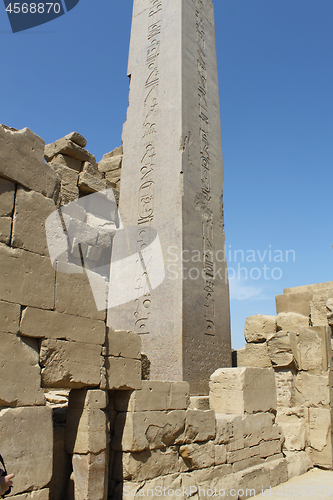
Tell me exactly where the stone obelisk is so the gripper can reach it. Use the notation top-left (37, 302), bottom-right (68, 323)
top-left (108, 0), bottom-right (231, 394)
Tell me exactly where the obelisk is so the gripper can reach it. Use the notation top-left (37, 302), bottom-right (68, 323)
top-left (108, 0), bottom-right (231, 394)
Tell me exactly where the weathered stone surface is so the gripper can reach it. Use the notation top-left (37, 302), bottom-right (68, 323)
top-left (9, 490), bottom-right (49, 500)
top-left (48, 426), bottom-right (72, 500)
top-left (264, 457), bottom-right (288, 488)
top-left (295, 372), bottom-right (330, 407)
top-left (78, 170), bottom-right (113, 194)
top-left (0, 177), bottom-right (15, 216)
top-left (276, 292), bottom-right (313, 316)
top-left (242, 413), bottom-right (275, 447)
top-left (49, 153), bottom-right (82, 172)
top-left (105, 328), bottom-right (141, 359)
top-left (40, 339), bottom-right (102, 388)
top-left (11, 187), bottom-right (56, 256)
top-left (327, 298), bottom-right (333, 326)
top-left (209, 367), bottom-right (277, 414)
top-left (98, 147), bottom-right (123, 173)
top-left (55, 270), bottom-right (105, 320)
top-left (0, 216), bottom-right (11, 244)
top-left (0, 244), bottom-right (55, 309)
top-left (105, 357), bottom-right (141, 390)
top-left (181, 465), bottom-right (234, 497)
top-left (114, 381), bottom-right (190, 412)
top-left (276, 312), bottom-right (309, 331)
top-left (291, 325), bottom-right (330, 372)
top-left (216, 414), bottom-right (243, 447)
top-left (50, 164), bottom-right (79, 204)
top-left (259, 440), bottom-right (282, 458)
top-left (284, 450), bottom-right (313, 480)
top-left (113, 410), bottom-right (186, 452)
top-left (237, 464), bottom-right (271, 499)
top-left (185, 410), bottom-right (216, 443)
top-left (66, 408), bottom-right (108, 454)
top-left (0, 300), bottom-right (20, 333)
top-left (244, 315), bottom-right (276, 343)
top-left (20, 307), bottom-right (105, 345)
top-left (267, 331), bottom-right (294, 367)
top-left (311, 288), bottom-right (333, 325)
top-left (180, 442), bottom-right (215, 470)
top-left (0, 332), bottom-right (45, 406)
top-left (189, 396), bottom-right (210, 411)
top-left (308, 407), bottom-right (332, 462)
top-left (275, 370), bottom-right (295, 407)
top-left (237, 343), bottom-right (271, 368)
top-left (69, 389), bottom-right (108, 410)
top-left (114, 449), bottom-right (180, 482)
top-left (63, 132), bottom-right (87, 148)
top-left (104, 169), bottom-right (121, 184)
top-left (121, 473), bottom-right (180, 500)
top-left (276, 407), bottom-right (307, 451)
top-left (44, 138), bottom-right (96, 164)
top-left (72, 451), bottom-right (108, 500)
top-left (0, 406), bottom-right (52, 494)
top-left (0, 125), bottom-right (60, 199)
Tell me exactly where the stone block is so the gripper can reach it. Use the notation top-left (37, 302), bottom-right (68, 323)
top-left (185, 410), bottom-right (216, 442)
top-left (284, 450), bottom-right (313, 480)
top-left (232, 455), bottom-right (263, 473)
top-left (69, 389), bottom-right (108, 410)
top-left (105, 357), bottom-right (141, 390)
top-left (55, 270), bottom-right (105, 321)
top-left (0, 332), bottom-right (45, 406)
top-left (209, 367), bottom-right (277, 414)
top-left (113, 410), bottom-right (185, 452)
top-left (49, 153), bottom-right (82, 172)
top-left (215, 414), bottom-right (243, 446)
top-left (105, 328), bottom-right (141, 359)
top-left (51, 164), bottom-right (79, 204)
top-left (78, 171), bottom-right (113, 194)
top-left (242, 413), bottom-right (274, 447)
top-left (227, 444), bottom-right (260, 464)
top-left (267, 331), bottom-right (294, 367)
top-left (114, 449), bottom-right (180, 482)
top-left (180, 442), bottom-right (215, 470)
top-left (291, 325), bottom-right (330, 372)
top-left (244, 314), bottom-right (276, 343)
top-left (9, 491), bottom-right (49, 500)
top-left (215, 444), bottom-right (227, 465)
top-left (12, 187), bottom-right (56, 256)
top-left (98, 154), bottom-right (122, 173)
top-left (276, 292), bottom-right (313, 316)
top-left (105, 170), bottom-right (121, 184)
top-left (20, 307), bottom-right (105, 345)
top-left (308, 407), bottom-right (332, 468)
top-left (0, 244), bottom-right (55, 309)
top-left (181, 465), bottom-right (234, 498)
top-left (276, 407), bottom-right (307, 451)
top-left (0, 406), bottom-right (52, 494)
top-left (275, 370), bottom-right (295, 407)
top-left (237, 343), bottom-right (271, 368)
top-left (276, 312), bottom-right (309, 331)
top-left (48, 426), bottom-right (72, 500)
top-left (295, 372), bottom-right (330, 407)
top-left (63, 132), bottom-right (87, 148)
top-left (0, 125), bottom-right (60, 199)
top-left (259, 440), bottom-right (282, 458)
top-left (40, 339), bottom-right (102, 389)
top-left (72, 451), bottom-right (108, 500)
top-left (122, 473), bottom-right (180, 500)
top-left (311, 288), bottom-right (333, 325)
top-left (114, 381), bottom-right (190, 412)
top-left (0, 300), bottom-right (20, 333)
top-left (44, 138), bottom-right (96, 164)
top-left (263, 457), bottom-right (288, 488)
top-left (0, 177), bottom-right (15, 216)
top-left (66, 408), bottom-right (108, 454)
top-left (0, 216), bottom-right (11, 244)
top-left (189, 396), bottom-right (210, 410)
top-left (237, 464), bottom-right (270, 499)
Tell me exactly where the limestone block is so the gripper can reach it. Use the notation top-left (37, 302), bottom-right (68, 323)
top-left (259, 440), bottom-right (282, 458)
top-left (311, 288), bottom-right (333, 325)
top-left (0, 300), bottom-right (20, 333)
top-left (12, 187), bottom-right (56, 256)
top-left (113, 410), bottom-right (185, 452)
top-left (0, 177), bottom-right (15, 216)
top-left (49, 153), bottom-right (82, 172)
top-left (0, 125), bottom-right (60, 199)
top-left (72, 451), bottom-right (108, 500)
top-left (244, 315), bottom-right (276, 343)
top-left (55, 270), bottom-right (105, 320)
top-left (276, 312), bottom-right (309, 331)
top-left (276, 407), bottom-right (307, 451)
top-left (40, 339), bottom-right (102, 388)
top-left (105, 328), bottom-right (141, 359)
top-left (276, 292), bottom-right (313, 316)
top-left (51, 164), bottom-right (79, 204)
top-left (185, 410), bottom-right (216, 442)
top-left (227, 444), bottom-right (260, 464)
top-left (0, 332), bottom-right (45, 406)
top-left (284, 450), bottom-right (313, 480)
top-left (181, 465), bottom-right (234, 498)
top-left (275, 370), bottom-right (295, 407)
top-left (237, 343), bottom-right (271, 368)
top-left (267, 330), bottom-right (294, 367)
top-left (237, 464), bottom-right (270, 499)
top-left (0, 406), bottom-right (52, 494)
top-left (122, 473), bottom-right (180, 500)
top-left (308, 407), bottom-right (332, 468)
top-left (105, 170), bottom-right (121, 184)
top-left (48, 426), bottom-right (72, 500)
top-left (78, 171), bottom-right (113, 194)
top-left (189, 396), bottom-right (210, 411)
top-left (9, 491), bottom-right (49, 500)
top-left (66, 408), bottom-right (108, 454)
top-left (114, 449), bottom-right (180, 482)
top-left (63, 132), bottom-right (87, 148)
top-left (291, 325), bottom-right (330, 372)
top-left (20, 307), bottom-right (105, 345)
top-left (327, 298), bottom-right (333, 326)
top-left (180, 442), bottom-right (215, 470)
top-left (98, 154), bottom-right (122, 173)
top-left (0, 216), bottom-right (11, 244)
top-left (209, 367), bottom-right (277, 414)
top-left (105, 357), bottom-right (141, 390)
top-left (215, 414), bottom-right (243, 446)
top-left (44, 138), bottom-right (96, 164)
top-left (295, 372), bottom-right (330, 407)
top-left (242, 413), bottom-right (274, 447)
top-left (69, 389), bottom-right (108, 410)
top-left (263, 457), bottom-right (288, 488)
top-left (232, 455), bottom-right (263, 473)
top-left (0, 244), bottom-right (55, 309)
top-left (215, 444), bottom-right (227, 465)
top-left (114, 381), bottom-right (190, 412)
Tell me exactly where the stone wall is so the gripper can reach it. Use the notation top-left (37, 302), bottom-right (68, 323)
top-left (237, 282), bottom-right (333, 469)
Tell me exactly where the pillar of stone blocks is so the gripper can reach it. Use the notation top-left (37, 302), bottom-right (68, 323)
top-left (108, 0), bottom-right (231, 395)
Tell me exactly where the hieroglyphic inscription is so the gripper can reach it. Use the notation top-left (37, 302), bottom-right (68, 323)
top-left (134, 0), bottom-right (162, 334)
top-left (195, 1), bottom-right (215, 335)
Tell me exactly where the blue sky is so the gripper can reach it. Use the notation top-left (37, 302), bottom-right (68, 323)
top-left (1, 1), bottom-right (332, 350)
